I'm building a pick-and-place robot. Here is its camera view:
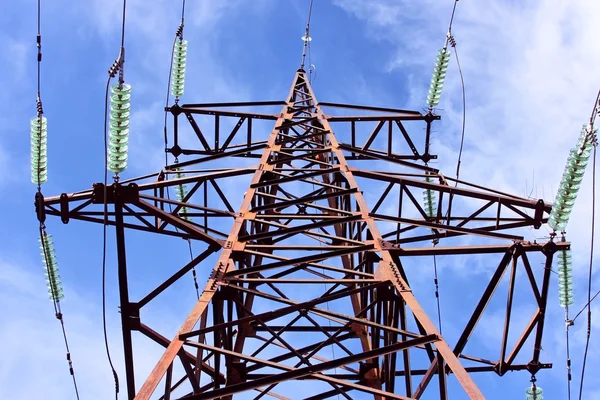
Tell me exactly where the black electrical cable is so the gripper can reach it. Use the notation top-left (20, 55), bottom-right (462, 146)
top-left (163, 35), bottom-right (178, 166)
top-left (103, 77), bottom-right (120, 400)
top-left (572, 289), bottom-right (600, 322)
top-left (162, 0), bottom-right (200, 299)
top-left (569, 89), bottom-right (600, 327)
top-left (451, 39), bottom-right (466, 183)
top-left (120, 0), bottom-right (127, 49)
top-left (101, 0), bottom-right (131, 397)
top-left (430, 0), bottom-right (464, 337)
top-left (180, 0), bottom-right (186, 25)
top-left (566, 316), bottom-right (573, 400)
top-left (35, 1), bottom-right (80, 397)
top-left (578, 143), bottom-right (596, 400)
top-left (300, 0), bottom-right (314, 69)
top-left (433, 254), bottom-right (443, 333)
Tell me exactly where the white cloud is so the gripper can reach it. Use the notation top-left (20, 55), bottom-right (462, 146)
top-left (333, 0), bottom-right (600, 395)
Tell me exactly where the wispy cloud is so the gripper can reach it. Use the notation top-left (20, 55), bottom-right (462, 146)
top-left (333, 0), bottom-right (600, 396)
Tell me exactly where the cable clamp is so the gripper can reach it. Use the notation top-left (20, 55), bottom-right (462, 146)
top-left (447, 33), bottom-right (457, 48)
top-left (566, 319), bottom-right (574, 328)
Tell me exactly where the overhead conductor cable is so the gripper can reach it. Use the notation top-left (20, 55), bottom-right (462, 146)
top-left (162, 0), bottom-right (201, 300)
top-left (31, 0), bottom-right (80, 397)
top-left (577, 88), bottom-right (599, 400)
top-left (422, 0), bottom-right (464, 335)
top-left (101, 0), bottom-right (132, 397)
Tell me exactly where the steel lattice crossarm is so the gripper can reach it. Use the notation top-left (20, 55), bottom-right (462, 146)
top-left (37, 69), bottom-right (568, 399)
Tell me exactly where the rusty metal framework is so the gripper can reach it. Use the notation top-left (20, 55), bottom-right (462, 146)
top-left (39, 69), bottom-right (567, 399)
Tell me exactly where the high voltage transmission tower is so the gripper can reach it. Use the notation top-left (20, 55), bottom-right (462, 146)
top-left (38, 67), bottom-right (568, 399)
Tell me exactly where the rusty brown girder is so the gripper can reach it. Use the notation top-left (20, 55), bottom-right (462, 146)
top-left (38, 69), bottom-right (566, 399)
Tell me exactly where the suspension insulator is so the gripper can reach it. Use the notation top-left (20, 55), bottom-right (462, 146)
top-left (39, 232), bottom-right (64, 301)
top-left (422, 176), bottom-right (437, 218)
top-left (426, 48), bottom-right (451, 107)
top-left (171, 39), bottom-right (187, 98)
top-left (525, 385), bottom-right (543, 400)
top-left (557, 248), bottom-right (574, 307)
top-left (548, 125), bottom-right (595, 231)
top-left (175, 169), bottom-right (190, 221)
top-left (30, 116), bottom-right (48, 184)
top-left (107, 84), bottom-right (131, 174)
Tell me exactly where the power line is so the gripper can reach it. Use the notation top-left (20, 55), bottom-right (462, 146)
top-left (300, 0), bottom-right (314, 69)
top-left (34, 1), bottom-right (80, 397)
top-left (101, 1), bottom-right (131, 398)
top-left (432, 254), bottom-right (443, 334)
top-left (102, 77), bottom-right (120, 400)
top-left (162, 0), bottom-right (201, 300)
top-left (578, 131), bottom-right (597, 400)
top-left (572, 288), bottom-right (600, 323)
top-left (449, 35), bottom-right (466, 183)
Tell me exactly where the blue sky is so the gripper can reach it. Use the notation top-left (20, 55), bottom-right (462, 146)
top-left (1, 0), bottom-right (599, 399)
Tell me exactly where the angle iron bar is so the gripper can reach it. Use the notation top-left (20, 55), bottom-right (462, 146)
top-left (135, 199), bottom-right (224, 247)
top-left (226, 242), bottom-right (373, 277)
top-left (352, 169), bottom-right (545, 210)
top-left (239, 214), bottom-right (362, 242)
top-left (338, 144), bottom-right (439, 173)
top-left (395, 120), bottom-right (420, 156)
top-left (506, 311), bottom-right (541, 366)
top-left (182, 336), bottom-right (438, 400)
top-left (218, 118), bottom-right (246, 152)
top-left (250, 167), bottom-right (340, 189)
top-left (181, 281), bottom-right (389, 340)
top-left (179, 107), bottom-right (279, 121)
top-left (371, 213), bottom-right (524, 241)
top-left (224, 283), bottom-right (423, 340)
top-left (138, 246), bottom-right (218, 308)
top-left (250, 187), bottom-right (358, 213)
top-left (361, 120), bottom-right (386, 151)
top-left (453, 248), bottom-right (515, 356)
top-left (327, 115), bottom-right (430, 122)
top-left (318, 101), bottom-right (425, 116)
top-left (183, 112), bottom-right (211, 151)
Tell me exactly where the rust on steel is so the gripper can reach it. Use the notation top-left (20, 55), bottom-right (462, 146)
top-left (40, 69), bottom-right (561, 399)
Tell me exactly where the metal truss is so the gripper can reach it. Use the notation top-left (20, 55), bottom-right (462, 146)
top-left (38, 69), bottom-right (567, 399)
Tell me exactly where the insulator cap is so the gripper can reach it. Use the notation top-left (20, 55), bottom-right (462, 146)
top-left (548, 124), bottom-right (595, 231)
top-left (422, 176), bottom-right (437, 218)
top-left (31, 116), bottom-right (48, 184)
top-left (107, 84), bottom-right (131, 174)
top-left (557, 249), bottom-right (574, 307)
top-left (525, 385), bottom-right (543, 400)
top-left (426, 48), bottom-right (451, 107)
top-left (171, 39), bottom-right (187, 98)
top-left (175, 169), bottom-right (190, 221)
top-left (39, 232), bottom-right (64, 301)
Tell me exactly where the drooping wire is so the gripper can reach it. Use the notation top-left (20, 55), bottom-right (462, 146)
top-left (424, 1), bottom-right (463, 335)
top-left (571, 91), bottom-right (600, 326)
top-left (300, 0), bottom-right (314, 70)
top-left (566, 319), bottom-right (573, 400)
top-left (432, 254), bottom-right (443, 334)
top-left (578, 140), bottom-right (596, 400)
top-left (449, 35), bottom-right (466, 183)
top-left (33, 1), bottom-right (80, 397)
top-left (557, 236), bottom-right (574, 399)
top-left (572, 289), bottom-right (600, 322)
top-left (103, 77), bottom-right (120, 400)
top-left (101, 1), bottom-right (131, 398)
top-left (162, 0), bottom-right (201, 300)
top-left (547, 117), bottom-right (595, 398)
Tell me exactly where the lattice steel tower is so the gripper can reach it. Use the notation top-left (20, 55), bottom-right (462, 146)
top-left (39, 68), bottom-right (566, 399)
